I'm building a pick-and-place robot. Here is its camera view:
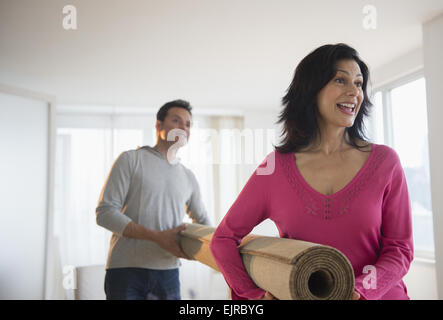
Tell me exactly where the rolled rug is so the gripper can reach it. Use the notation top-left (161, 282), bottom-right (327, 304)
top-left (178, 223), bottom-right (355, 300)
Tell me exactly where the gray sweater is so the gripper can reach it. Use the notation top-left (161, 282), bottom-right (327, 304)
top-left (96, 146), bottom-right (210, 270)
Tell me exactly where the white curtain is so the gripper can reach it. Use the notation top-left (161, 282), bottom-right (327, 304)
top-left (209, 117), bottom-right (244, 225)
top-left (178, 116), bottom-right (244, 299)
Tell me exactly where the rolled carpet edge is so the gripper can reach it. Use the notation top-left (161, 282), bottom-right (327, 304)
top-left (178, 223), bottom-right (355, 300)
top-left (287, 246), bottom-right (355, 300)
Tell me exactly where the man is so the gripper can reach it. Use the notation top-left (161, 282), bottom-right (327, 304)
top-left (96, 99), bottom-right (211, 300)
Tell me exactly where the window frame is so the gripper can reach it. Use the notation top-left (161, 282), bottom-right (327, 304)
top-left (372, 69), bottom-right (435, 261)
top-left (372, 69), bottom-right (424, 147)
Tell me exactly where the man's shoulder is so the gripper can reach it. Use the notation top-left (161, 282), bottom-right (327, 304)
top-left (119, 146), bottom-right (155, 161)
top-left (178, 163), bottom-right (199, 184)
top-left (179, 163), bottom-right (195, 176)
top-left (116, 149), bottom-right (139, 161)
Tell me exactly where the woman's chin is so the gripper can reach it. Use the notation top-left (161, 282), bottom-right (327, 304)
top-left (337, 117), bottom-right (355, 128)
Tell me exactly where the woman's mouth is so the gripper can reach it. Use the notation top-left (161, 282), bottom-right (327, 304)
top-left (337, 103), bottom-right (356, 115)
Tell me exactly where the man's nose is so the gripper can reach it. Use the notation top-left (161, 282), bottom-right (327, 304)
top-left (177, 125), bottom-right (189, 137)
top-left (180, 124), bottom-right (186, 130)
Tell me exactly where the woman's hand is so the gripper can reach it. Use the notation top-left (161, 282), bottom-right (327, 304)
top-left (352, 291), bottom-right (361, 300)
top-left (248, 291), bottom-right (276, 300)
top-left (252, 291), bottom-right (358, 300)
top-left (260, 292), bottom-right (277, 300)
top-left (255, 291), bottom-right (359, 300)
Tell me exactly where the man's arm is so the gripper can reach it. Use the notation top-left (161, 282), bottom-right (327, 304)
top-left (186, 171), bottom-right (211, 225)
top-left (96, 152), bottom-right (134, 235)
top-left (96, 152), bottom-right (188, 259)
top-left (122, 221), bottom-right (189, 259)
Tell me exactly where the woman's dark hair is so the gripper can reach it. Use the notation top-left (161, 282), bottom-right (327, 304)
top-left (275, 43), bottom-right (372, 154)
top-left (157, 99), bottom-right (193, 122)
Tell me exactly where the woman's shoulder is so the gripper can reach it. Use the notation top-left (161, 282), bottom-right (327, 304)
top-left (371, 143), bottom-right (400, 161)
top-left (255, 151), bottom-right (279, 176)
top-left (350, 138), bottom-right (397, 160)
top-left (369, 143), bottom-right (404, 176)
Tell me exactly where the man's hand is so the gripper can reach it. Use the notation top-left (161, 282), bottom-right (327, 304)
top-left (122, 222), bottom-right (189, 259)
top-left (154, 224), bottom-right (190, 259)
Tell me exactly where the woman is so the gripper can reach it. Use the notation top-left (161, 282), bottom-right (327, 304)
top-left (209, 43), bottom-right (413, 300)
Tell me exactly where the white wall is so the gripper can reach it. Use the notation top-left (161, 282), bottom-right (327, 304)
top-left (371, 47), bottom-right (423, 90)
top-left (0, 90), bottom-right (50, 299)
top-left (403, 258), bottom-right (438, 300)
top-left (423, 13), bottom-right (443, 300)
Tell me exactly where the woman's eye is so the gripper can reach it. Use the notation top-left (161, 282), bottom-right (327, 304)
top-left (355, 82), bottom-right (363, 88)
top-left (335, 78), bottom-right (345, 84)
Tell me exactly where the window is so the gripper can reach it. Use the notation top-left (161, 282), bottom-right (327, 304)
top-left (370, 91), bottom-right (384, 145)
top-left (370, 75), bottom-right (434, 257)
top-left (54, 127), bottom-right (143, 266)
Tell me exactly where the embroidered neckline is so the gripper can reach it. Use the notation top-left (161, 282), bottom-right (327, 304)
top-left (279, 144), bottom-right (388, 220)
top-left (292, 144), bottom-right (376, 198)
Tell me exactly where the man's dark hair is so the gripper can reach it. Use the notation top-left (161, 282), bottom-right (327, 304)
top-left (276, 43), bottom-right (372, 154)
top-left (156, 99), bottom-right (193, 121)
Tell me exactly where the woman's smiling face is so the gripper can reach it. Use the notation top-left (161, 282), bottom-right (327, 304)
top-left (316, 59), bottom-right (364, 128)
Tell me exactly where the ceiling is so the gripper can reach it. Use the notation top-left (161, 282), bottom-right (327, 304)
top-left (1, 0), bottom-right (443, 111)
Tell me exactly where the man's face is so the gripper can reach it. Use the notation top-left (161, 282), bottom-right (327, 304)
top-left (156, 107), bottom-right (192, 143)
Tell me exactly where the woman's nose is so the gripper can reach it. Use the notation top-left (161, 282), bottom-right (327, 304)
top-left (347, 83), bottom-right (360, 96)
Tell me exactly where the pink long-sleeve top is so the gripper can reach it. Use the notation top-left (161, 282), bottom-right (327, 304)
top-left (210, 143), bottom-right (414, 300)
